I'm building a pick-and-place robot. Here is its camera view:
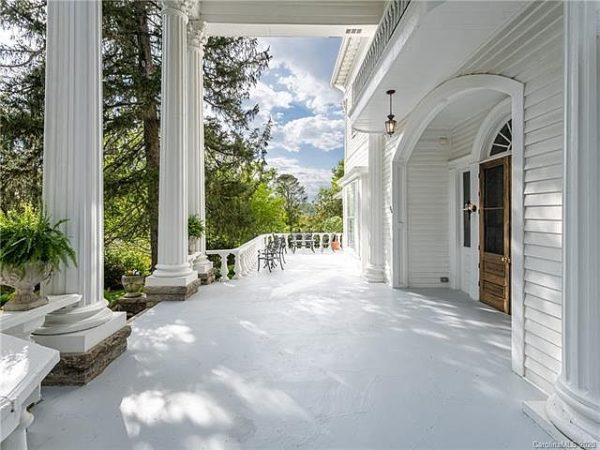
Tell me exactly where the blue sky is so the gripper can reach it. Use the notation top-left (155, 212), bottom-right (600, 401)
top-left (249, 37), bottom-right (344, 198)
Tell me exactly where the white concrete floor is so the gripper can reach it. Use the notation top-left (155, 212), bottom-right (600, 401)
top-left (29, 252), bottom-right (551, 450)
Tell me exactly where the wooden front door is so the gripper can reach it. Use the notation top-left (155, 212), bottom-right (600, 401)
top-left (479, 156), bottom-right (511, 314)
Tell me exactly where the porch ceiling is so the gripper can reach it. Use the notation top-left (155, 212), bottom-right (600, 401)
top-left (427, 89), bottom-right (507, 131)
top-left (29, 253), bottom-right (549, 449)
top-left (200, 1), bottom-right (385, 37)
top-left (349, 1), bottom-right (529, 132)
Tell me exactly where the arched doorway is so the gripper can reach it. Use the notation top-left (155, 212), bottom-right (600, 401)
top-left (390, 74), bottom-right (526, 375)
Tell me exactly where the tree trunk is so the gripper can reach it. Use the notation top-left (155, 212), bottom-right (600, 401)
top-left (134, 1), bottom-right (160, 268)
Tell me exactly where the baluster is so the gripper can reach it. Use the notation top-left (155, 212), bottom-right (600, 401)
top-left (220, 252), bottom-right (229, 281)
top-left (242, 249), bottom-right (249, 276)
top-left (240, 250), bottom-right (247, 276)
top-left (232, 252), bottom-right (242, 280)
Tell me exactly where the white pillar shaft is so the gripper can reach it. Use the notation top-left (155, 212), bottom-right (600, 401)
top-left (147, 3), bottom-right (195, 286)
top-left (40, 0), bottom-right (112, 333)
top-left (546, 1), bottom-right (600, 443)
top-left (187, 21), bottom-right (213, 274)
top-left (365, 134), bottom-right (385, 282)
top-left (187, 42), bottom-right (203, 254)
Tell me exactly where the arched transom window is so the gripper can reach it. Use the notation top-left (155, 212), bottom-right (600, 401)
top-left (490, 119), bottom-right (512, 156)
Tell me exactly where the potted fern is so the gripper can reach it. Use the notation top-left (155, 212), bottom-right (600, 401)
top-left (188, 214), bottom-right (205, 254)
top-left (0, 205), bottom-right (76, 311)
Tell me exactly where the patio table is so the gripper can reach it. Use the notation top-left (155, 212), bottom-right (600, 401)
top-left (290, 235), bottom-right (315, 253)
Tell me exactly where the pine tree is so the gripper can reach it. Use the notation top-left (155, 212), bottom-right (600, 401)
top-left (274, 174), bottom-right (308, 231)
top-left (0, 0), bottom-right (273, 268)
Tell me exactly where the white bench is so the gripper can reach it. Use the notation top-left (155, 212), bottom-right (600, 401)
top-left (0, 334), bottom-right (59, 450)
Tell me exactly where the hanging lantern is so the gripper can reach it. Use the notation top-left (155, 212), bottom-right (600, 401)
top-left (385, 89), bottom-right (396, 136)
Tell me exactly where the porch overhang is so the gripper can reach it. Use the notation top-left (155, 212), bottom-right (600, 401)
top-left (200, 0), bottom-right (385, 37)
top-left (349, 1), bottom-right (529, 132)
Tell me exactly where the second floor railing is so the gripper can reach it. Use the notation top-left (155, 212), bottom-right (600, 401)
top-left (351, 0), bottom-right (411, 104)
top-left (205, 232), bottom-right (343, 281)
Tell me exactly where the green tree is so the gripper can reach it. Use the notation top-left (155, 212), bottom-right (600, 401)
top-left (307, 159), bottom-right (344, 231)
top-left (249, 182), bottom-right (286, 234)
top-left (274, 174), bottom-right (307, 231)
top-left (0, 0), bottom-right (46, 212)
top-left (0, 0), bottom-right (272, 270)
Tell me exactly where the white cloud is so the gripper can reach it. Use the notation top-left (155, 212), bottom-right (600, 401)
top-left (272, 115), bottom-right (344, 153)
top-left (249, 80), bottom-right (294, 121)
top-left (276, 64), bottom-right (341, 115)
top-left (266, 156), bottom-right (332, 199)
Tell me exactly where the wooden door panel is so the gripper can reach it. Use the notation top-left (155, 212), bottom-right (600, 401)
top-left (480, 156), bottom-right (511, 314)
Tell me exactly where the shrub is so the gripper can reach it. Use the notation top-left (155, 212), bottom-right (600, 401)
top-left (104, 241), bottom-right (151, 290)
top-left (0, 204), bottom-right (76, 277)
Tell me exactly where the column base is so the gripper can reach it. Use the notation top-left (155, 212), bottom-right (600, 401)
top-left (145, 266), bottom-right (197, 287)
top-left (145, 278), bottom-right (202, 302)
top-left (199, 268), bottom-right (216, 285)
top-left (111, 294), bottom-right (156, 319)
top-left (193, 257), bottom-right (213, 276)
top-left (364, 264), bottom-right (385, 283)
top-left (33, 312), bottom-right (126, 353)
top-left (546, 383), bottom-right (600, 444)
top-left (41, 325), bottom-right (131, 386)
top-left (523, 401), bottom-right (573, 447)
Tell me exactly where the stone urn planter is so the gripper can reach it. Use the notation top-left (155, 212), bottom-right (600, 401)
top-left (0, 262), bottom-right (52, 311)
top-left (0, 206), bottom-right (76, 312)
top-left (188, 214), bottom-right (204, 255)
top-left (121, 274), bottom-right (145, 298)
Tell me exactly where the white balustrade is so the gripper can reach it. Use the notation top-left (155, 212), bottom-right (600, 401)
top-left (206, 232), bottom-right (342, 281)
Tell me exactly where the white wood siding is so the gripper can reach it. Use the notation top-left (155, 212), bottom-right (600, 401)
top-left (407, 133), bottom-right (450, 287)
top-left (345, 122), bottom-right (368, 172)
top-left (456, 0), bottom-right (564, 392)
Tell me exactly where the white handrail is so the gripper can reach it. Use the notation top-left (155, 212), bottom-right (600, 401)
top-left (206, 232), bottom-right (342, 281)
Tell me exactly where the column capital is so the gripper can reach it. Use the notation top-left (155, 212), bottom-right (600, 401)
top-left (188, 19), bottom-right (208, 50)
top-left (162, 0), bottom-right (195, 18)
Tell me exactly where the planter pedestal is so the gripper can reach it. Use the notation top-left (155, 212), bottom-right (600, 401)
top-left (199, 268), bottom-right (216, 285)
top-left (111, 294), bottom-right (155, 320)
top-left (3, 296), bottom-right (48, 312)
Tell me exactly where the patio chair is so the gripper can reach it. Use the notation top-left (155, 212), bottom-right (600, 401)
top-left (303, 233), bottom-right (315, 253)
top-left (257, 238), bottom-right (284, 272)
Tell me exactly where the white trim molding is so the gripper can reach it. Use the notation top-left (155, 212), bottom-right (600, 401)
top-left (471, 97), bottom-right (512, 162)
top-left (339, 166), bottom-right (368, 187)
top-left (390, 74), bottom-right (526, 376)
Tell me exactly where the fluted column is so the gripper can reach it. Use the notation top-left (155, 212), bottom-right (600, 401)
top-left (546, 1), bottom-right (600, 444)
top-left (35, 0), bottom-right (125, 346)
top-left (187, 20), bottom-right (212, 274)
top-left (364, 134), bottom-right (385, 282)
top-left (146, 0), bottom-right (197, 288)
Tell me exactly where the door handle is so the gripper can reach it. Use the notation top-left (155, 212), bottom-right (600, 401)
top-left (501, 256), bottom-right (511, 264)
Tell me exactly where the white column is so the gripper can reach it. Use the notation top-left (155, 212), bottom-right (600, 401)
top-left (187, 19), bottom-right (212, 274)
top-left (546, 2), bottom-right (600, 444)
top-left (146, 0), bottom-right (196, 288)
top-left (364, 134), bottom-right (385, 282)
top-left (35, 0), bottom-right (125, 350)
